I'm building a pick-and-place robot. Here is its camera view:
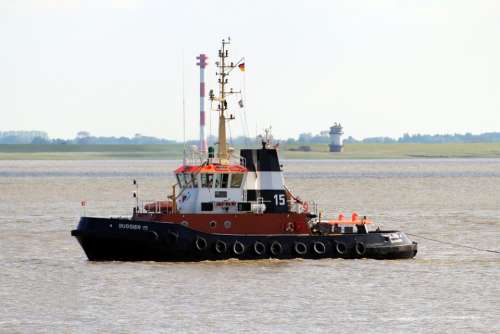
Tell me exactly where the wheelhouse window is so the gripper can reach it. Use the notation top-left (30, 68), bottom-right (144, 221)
top-left (230, 173), bottom-right (244, 188)
top-left (221, 173), bottom-right (229, 188)
top-left (177, 173), bottom-right (191, 188)
top-left (191, 173), bottom-right (198, 188)
top-left (215, 173), bottom-right (229, 188)
top-left (184, 173), bottom-right (193, 188)
top-left (201, 173), bottom-right (214, 188)
top-left (176, 173), bottom-right (185, 188)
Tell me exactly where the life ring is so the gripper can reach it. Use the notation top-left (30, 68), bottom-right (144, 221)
top-left (215, 240), bottom-right (227, 254)
top-left (313, 241), bottom-right (326, 255)
top-left (285, 222), bottom-right (295, 232)
top-left (195, 236), bottom-right (208, 251)
top-left (233, 241), bottom-right (245, 255)
top-left (355, 241), bottom-right (366, 256)
top-left (254, 241), bottom-right (266, 256)
top-left (270, 241), bottom-right (283, 256)
top-left (302, 202), bottom-right (309, 212)
top-left (166, 231), bottom-right (179, 244)
top-left (336, 241), bottom-right (347, 255)
top-left (294, 241), bottom-right (307, 255)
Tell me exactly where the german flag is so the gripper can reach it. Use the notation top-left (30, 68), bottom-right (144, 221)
top-left (238, 63), bottom-right (245, 72)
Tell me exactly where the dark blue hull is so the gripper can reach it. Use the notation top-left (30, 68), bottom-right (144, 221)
top-left (71, 217), bottom-right (417, 261)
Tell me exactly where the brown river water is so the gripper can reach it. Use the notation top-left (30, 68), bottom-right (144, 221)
top-left (0, 159), bottom-right (499, 333)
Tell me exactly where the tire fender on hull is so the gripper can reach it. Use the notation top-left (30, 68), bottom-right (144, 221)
top-left (294, 241), bottom-right (307, 255)
top-left (336, 241), bottom-right (348, 256)
top-left (148, 231), bottom-right (159, 241)
top-left (270, 241), bottom-right (283, 256)
top-left (215, 240), bottom-right (227, 254)
top-left (195, 236), bottom-right (208, 251)
top-left (253, 241), bottom-right (266, 256)
top-left (313, 241), bottom-right (326, 255)
top-left (233, 241), bottom-right (245, 255)
top-left (166, 231), bottom-right (179, 245)
top-left (355, 241), bottom-right (366, 257)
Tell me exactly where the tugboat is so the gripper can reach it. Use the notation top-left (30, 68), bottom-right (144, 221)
top-left (71, 39), bottom-right (417, 261)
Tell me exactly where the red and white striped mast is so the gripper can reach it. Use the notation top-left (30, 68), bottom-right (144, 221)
top-left (196, 54), bottom-right (208, 155)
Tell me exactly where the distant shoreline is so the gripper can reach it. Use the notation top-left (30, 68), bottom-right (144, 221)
top-left (0, 143), bottom-right (499, 160)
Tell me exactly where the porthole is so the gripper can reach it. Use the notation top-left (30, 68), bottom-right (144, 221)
top-left (209, 221), bottom-right (217, 228)
top-left (224, 220), bottom-right (232, 229)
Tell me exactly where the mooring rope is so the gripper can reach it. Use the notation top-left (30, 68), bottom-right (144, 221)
top-left (407, 233), bottom-right (500, 254)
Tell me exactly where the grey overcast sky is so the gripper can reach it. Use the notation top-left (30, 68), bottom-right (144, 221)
top-left (1, 0), bottom-right (499, 140)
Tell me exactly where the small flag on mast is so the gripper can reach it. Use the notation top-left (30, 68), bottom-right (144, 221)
top-left (238, 63), bottom-right (245, 72)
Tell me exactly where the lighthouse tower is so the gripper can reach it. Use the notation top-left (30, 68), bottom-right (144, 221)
top-left (196, 54), bottom-right (208, 154)
top-left (329, 123), bottom-right (344, 152)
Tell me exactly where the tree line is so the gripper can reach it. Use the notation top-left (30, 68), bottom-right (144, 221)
top-left (0, 131), bottom-right (175, 145)
top-left (1, 130), bottom-right (500, 145)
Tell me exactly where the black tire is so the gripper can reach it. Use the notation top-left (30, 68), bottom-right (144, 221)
top-left (195, 236), bottom-right (208, 251)
top-left (355, 241), bottom-right (366, 256)
top-left (233, 241), bottom-right (245, 255)
top-left (166, 231), bottom-right (179, 244)
top-left (294, 241), bottom-right (308, 255)
top-left (254, 241), bottom-right (266, 256)
top-left (270, 241), bottom-right (283, 256)
top-left (313, 241), bottom-right (326, 255)
top-left (336, 241), bottom-right (347, 255)
top-left (148, 231), bottom-right (159, 241)
top-left (215, 240), bottom-right (227, 254)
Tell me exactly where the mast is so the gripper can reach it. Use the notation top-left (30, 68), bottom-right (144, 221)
top-left (212, 38), bottom-right (236, 163)
top-left (182, 51), bottom-right (187, 165)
